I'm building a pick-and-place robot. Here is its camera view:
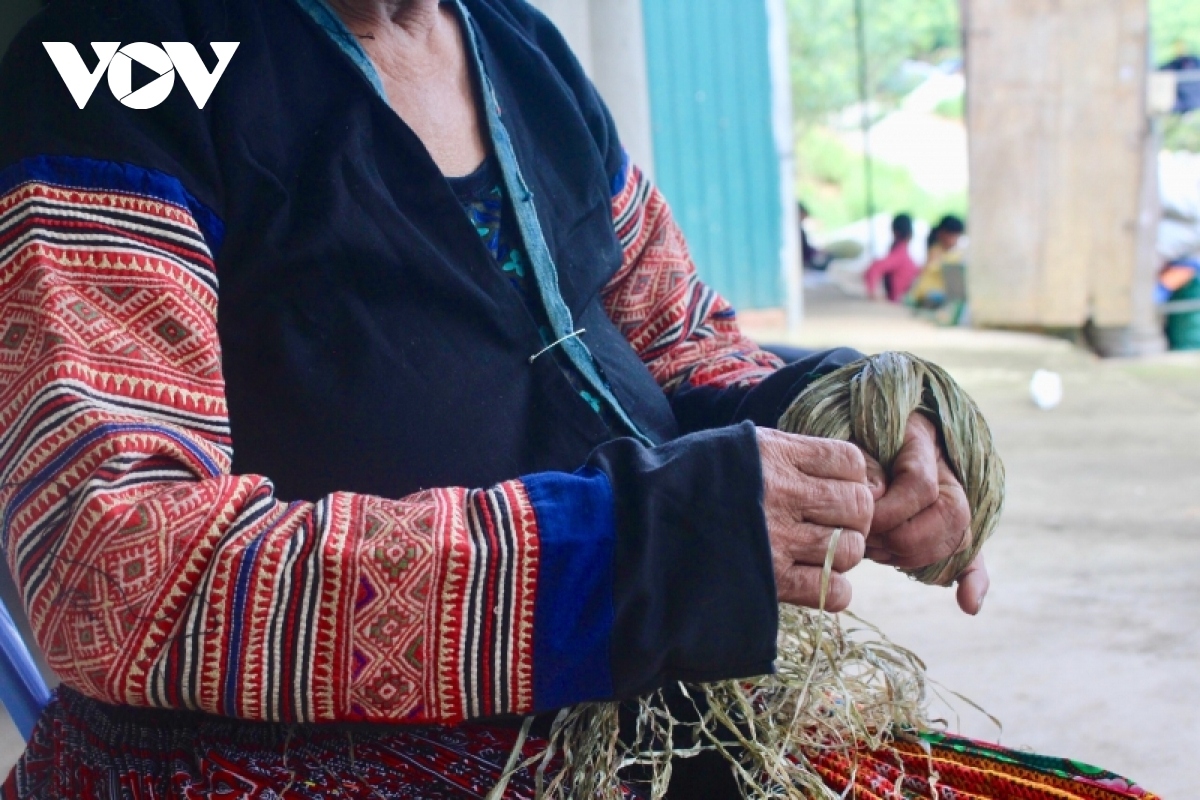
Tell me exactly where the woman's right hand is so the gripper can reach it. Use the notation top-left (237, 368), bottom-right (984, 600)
top-left (756, 428), bottom-right (877, 612)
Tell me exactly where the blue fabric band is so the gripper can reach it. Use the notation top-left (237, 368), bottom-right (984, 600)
top-left (523, 468), bottom-right (616, 711)
top-left (0, 155), bottom-right (226, 253)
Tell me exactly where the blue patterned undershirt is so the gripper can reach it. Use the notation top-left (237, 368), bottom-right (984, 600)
top-left (447, 157), bottom-right (609, 419)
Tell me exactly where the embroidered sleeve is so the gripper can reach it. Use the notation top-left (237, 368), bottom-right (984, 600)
top-left (602, 161), bottom-right (783, 393)
top-left (0, 157), bottom-right (612, 725)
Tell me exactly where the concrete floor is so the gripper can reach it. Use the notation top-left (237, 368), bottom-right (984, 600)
top-left (746, 287), bottom-right (1200, 798)
top-left (0, 289), bottom-right (1194, 796)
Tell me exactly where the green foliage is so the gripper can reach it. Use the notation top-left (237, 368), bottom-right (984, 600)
top-left (788, 0), bottom-right (966, 228)
top-left (1151, 0), bottom-right (1200, 61)
top-left (786, 0), bottom-right (1200, 225)
top-left (934, 94), bottom-right (964, 120)
top-left (1152, 0), bottom-right (1200, 151)
top-left (787, 0), bottom-right (960, 124)
top-left (795, 127), bottom-right (967, 231)
top-left (1164, 112), bottom-right (1200, 152)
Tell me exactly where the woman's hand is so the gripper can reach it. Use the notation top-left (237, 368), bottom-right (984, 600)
top-left (864, 413), bottom-right (989, 615)
top-left (757, 429), bottom-right (874, 612)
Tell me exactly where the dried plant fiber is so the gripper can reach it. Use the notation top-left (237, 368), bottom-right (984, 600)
top-left (489, 351), bottom-right (1006, 799)
top-left (778, 350), bottom-right (1005, 586)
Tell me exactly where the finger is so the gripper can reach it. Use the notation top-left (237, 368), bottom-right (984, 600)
top-left (871, 493), bottom-right (971, 569)
top-left (863, 453), bottom-right (888, 502)
top-left (872, 457), bottom-right (971, 568)
top-left (955, 553), bottom-right (990, 615)
top-left (872, 414), bottom-right (941, 533)
top-left (789, 477), bottom-right (875, 534)
top-left (865, 545), bottom-right (893, 564)
top-left (774, 523), bottom-right (866, 574)
top-left (776, 565), bottom-right (853, 612)
top-left (775, 433), bottom-right (868, 483)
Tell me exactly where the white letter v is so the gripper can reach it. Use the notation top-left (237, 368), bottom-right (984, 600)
top-left (42, 42), bottom-right (120, 109)
top-left (163, 42), bottom-right (239, 110)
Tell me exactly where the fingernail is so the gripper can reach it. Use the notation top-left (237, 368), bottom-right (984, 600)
top-left (975, 592), bottom-right (986, 614)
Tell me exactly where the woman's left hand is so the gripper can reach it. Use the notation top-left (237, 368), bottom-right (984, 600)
top-left (863, 413), bottom-right (990, 615)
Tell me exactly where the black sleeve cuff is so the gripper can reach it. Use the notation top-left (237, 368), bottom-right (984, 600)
top-left (586, 421), bottom-right (778, 698)
top-left (669, 348), bottom-right (864, 434)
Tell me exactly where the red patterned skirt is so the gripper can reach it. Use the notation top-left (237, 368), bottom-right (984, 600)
top-left (2, 689), bottom-right (1160, 799)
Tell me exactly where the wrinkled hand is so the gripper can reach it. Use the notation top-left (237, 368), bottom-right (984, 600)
top-left (863, 413), bottom-right (989, 615)
top-left (757, 429), bottom-right (873, 612)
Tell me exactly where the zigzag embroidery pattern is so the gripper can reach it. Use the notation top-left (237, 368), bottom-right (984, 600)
top-left (604, 162), bottom-right (784, 394)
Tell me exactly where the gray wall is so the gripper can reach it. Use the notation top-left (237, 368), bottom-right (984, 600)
top-left (0, 0), bottom-right (40, 62)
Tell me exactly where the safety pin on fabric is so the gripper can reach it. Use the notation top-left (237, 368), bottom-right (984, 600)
top-left (529, 329), bottom-right (587, 364)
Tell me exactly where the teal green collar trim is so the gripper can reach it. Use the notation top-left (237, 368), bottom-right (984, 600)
top-left (454, 1), bottom-right (650, 444)
top-left (291, 0), bottom-right (388, 102)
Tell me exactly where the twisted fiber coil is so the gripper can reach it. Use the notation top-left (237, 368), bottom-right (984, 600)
top-left (491, 352), bottom-right (1006, 799)
top-left (779, 351), bottom-right (1005, 586)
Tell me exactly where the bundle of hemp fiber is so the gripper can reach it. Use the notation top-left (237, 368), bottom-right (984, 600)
top-left (490, 351), bottom-right (1006, 800)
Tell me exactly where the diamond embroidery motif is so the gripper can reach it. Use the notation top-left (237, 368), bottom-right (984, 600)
top-left (351, 497), bottom-right (442, 720)
top-left (41, 333), bottom-right (65, 354)
top-left (97, 286), bottom-right (137, 303)
top-left (153, 317), bottom-right (191, 345)
top-left (374, 542), bottom-right (416, 579)
top-left (363, 666), bottom-right (413, 710)
top-left (367, 607), bottom-right (411, 648)
top-left (124, 559), bottom-right (145, 581)
top-left (0, 324), bottom-right (27, 350)
top-left (68, 301), bottom-right (99, 322)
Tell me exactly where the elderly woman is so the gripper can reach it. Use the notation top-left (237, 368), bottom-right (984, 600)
top-left (0, 1), bottom-right (1156, 798)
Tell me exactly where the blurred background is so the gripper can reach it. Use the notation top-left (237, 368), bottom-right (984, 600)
top-left (524, 3), bottom-right (1200, 795)
top-left (1, 0), bottom-right (1198, 796)
top-left (525, 0), bottom-right (1200, 357)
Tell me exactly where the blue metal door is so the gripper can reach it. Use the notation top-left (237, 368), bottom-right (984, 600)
top-left (642, 0), bottom-right (783, 310)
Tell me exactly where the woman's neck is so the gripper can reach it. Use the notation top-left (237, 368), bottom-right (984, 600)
top-left (326, 0), bottom-right (443, 41)
top-left (325, 0), bottom-right (488, 178)
top-left (327, 0), bottom-right (456, 83)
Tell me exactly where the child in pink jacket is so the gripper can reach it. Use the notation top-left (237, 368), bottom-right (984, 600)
top-left (863, 214), bottom-right (919, 302)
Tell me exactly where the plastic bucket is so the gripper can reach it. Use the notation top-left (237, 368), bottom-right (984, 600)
top-left (1166, 277), bottom-right (1200, 351)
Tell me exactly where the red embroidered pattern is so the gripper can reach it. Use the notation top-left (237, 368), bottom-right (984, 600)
top-left (0, 175), bottom-right (538, 725)
top-left (604, 162), bottom-right (783, 392)
top-left (808, 737), bottom-right (1161, 800)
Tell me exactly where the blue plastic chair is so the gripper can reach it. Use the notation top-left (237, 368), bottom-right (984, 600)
top-left (0, 597), bottom-right (50, 740)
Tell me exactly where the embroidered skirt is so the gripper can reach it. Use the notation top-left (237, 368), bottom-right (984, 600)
top-left (2, 689), bottom-right (1159, 799)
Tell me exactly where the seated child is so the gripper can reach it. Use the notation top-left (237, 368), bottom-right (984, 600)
top-left (863, 214), bottom-right (918, 302)
top-left (910, 214), bottom-right (967, 309)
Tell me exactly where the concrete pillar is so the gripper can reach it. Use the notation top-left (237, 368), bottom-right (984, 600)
top-left (1089, 122), bottom-right (1169, 356)
top-left (766, 0), bottom-right (802, 332)
top-left (529, 0), bottom-right (656, 178)
top-left (587, 0), bottom-right (656, 178)
top-left (529, 0), bottom-right (594, 73)
top-left (1090, 27), bottom-right (1169, 357)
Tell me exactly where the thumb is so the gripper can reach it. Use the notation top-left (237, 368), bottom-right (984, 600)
top-left (955, 553), bottom-right (989, 615)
